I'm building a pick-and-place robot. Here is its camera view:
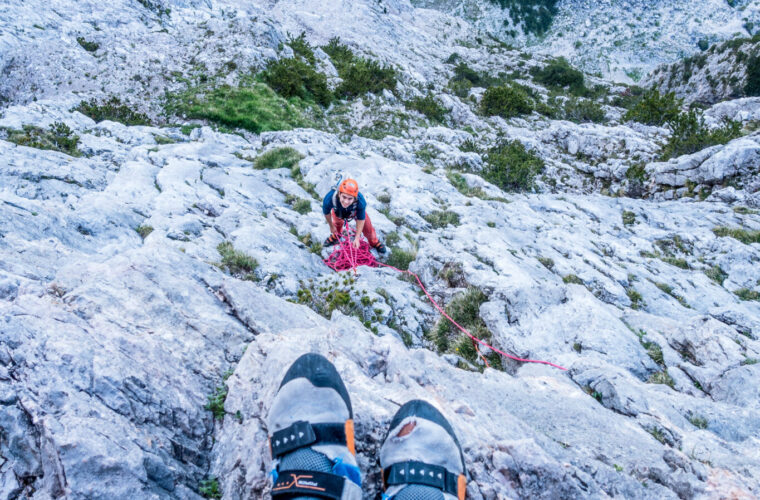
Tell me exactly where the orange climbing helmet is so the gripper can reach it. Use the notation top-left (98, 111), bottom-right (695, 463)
top-left (338, 178), bottom-right (359, 198)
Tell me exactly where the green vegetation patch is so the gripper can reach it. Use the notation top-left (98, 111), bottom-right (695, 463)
top-left (386, 247), bottom-right (417, 271)
top-left (135, 225), bottom-right (154, 240)
top-left (76, 97), bottom-right (150, 125)
top-left (165, 82), bottom-right (310, 133)
top-left (563, 274), bottom-right (583, 285)
top-left (423, 210), bottom-right (461, 229)
top-left (661, 112), bottom-right (741, 161)
top-left (622, 210), bottom-right (636, 226)
top-left (553, 97), bottom-right (606, 124)
top-left (217, 241), bottom-right (258, 279)
top-left (734, 288), bottom-right (760, 301)
top-left (287, 32), bottom-right (316, 65)
top-left (623, 88), bottom-right (682, 127)
top-left (530, 57), bottom-right (586, 95)
top-left (199, 477), bottom-right (221, 499)
top-left (486, 0), bottom-right (559, 36)
top-left (285, 194), bottom-right (312, 215)
top-left (626, 287), bottom-right (645, 310)
top-left (480, 84), bottom-right (534, 119)
top-left (704, 265), bottom-right (728, 285)
top-left (3, 122), bottom-right (81, 157)
top-left (482, 140), bottom-right (545, 192)
top-left (406, 94), bottom-right (447, 122)
top-left (745, 54), bottom-right (760, 97)
top-left (261, 57), bottom-right (332, 106)
top-left (647, 370), bottom-right (675, 388)
top-left (432, 287), bottom-right (495, 365)
top-left (688, 415), bottom-right (708, 429)
top-left (713, 226), bottom-right (760, 245)
top-left (76, 36), bottom-right (99, 52)
top-left (254, 146), bottom-right (304, 170)
top-left (323, 38), bottom-right (397, 98)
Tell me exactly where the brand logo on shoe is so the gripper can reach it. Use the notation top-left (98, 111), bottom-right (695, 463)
top-left (273, 473), bottom-right (326, 492)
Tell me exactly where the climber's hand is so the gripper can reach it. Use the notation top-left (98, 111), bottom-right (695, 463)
top-left (352, 237), bottom-right (361, 249)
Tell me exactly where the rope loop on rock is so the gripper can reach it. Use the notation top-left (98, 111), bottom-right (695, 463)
top-left (324, 225), bottom-right (567, 371)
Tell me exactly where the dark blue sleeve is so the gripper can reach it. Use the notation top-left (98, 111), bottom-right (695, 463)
top-left (355, 192), bottom-right (367, 220)
top-left (322, 190), bottom-right (335, 215)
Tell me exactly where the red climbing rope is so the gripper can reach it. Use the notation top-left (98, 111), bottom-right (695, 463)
top-left (323, 226), bottom-right (567, 371)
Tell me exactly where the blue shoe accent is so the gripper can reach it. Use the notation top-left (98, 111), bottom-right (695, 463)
top-left (332, 457), bottom-right (362, 487)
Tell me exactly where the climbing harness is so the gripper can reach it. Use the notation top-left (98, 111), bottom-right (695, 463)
top-left (323, 225), bottom-right (568, 371)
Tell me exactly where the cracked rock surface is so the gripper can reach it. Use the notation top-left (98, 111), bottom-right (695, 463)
top-left (2, 1), bottom-right (760, 499)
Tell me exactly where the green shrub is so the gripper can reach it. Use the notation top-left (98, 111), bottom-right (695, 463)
top-left (3, 122), bottom-right (81, 157)
top-left (733, 206), bottom-right (759, 215)
top-left (647, 370), bottom-right (675, 388)
top-left (323, 38), bottom-right (397, 98)
top-left (165, 82), bottom-right (309, 133)
top-left (287, 32), bottom-right (316, 65)
top-left (626, 287), bottom-right (644, 310)
top-left (262, 57), bottom-right (332, 106)
top-left (482, 140), bottom-right (545, 192)
top-left (449, 78), bottom-right (472, 98)
top-left (662, 257), bottom-right (689, 269)
top-left (217, 241), bottom-right (258, 278)
top-left (204, 383), bottom-right (228, 420)
top-left (661, 112), bottom-right (741, 160)
top-left (433, 287), bottom-right (491, 362)
top-left (137, 0), bottom-right (170, 16)
top-left (689, 415), bottom-right (708, 429)
top-left (538, 257), bottom-right (554, 270)
top-left (76, 97), bottom-right (150, 125)
top-left (487, 0), bottom-right (559, 36)
top-left (135, 225), bottom-right (154, 240)
top-left (289, 197), bottom-right (312, 215)
top-left (712, 226), bottom-right (760, 244)
top-left (254, 147), bottom-right (304, 170)
top-left (622, 210), bottom-right (636, 226)
top-left (335, 57), bottom-right (397, 98)
top-left (610, 85), bottom-right (645, 109)
top-left (563, 274), bottom-right (583, 284)
top-left (704, 265), bottom-right (728, 285)
top-left (531, 57), bottom-right (586, 95)
top-left (452, 62), bottom-right (484, 86)
top-left (199, 477), bottom-right (221, 499)
top-left (423, 210), bottom-right (460, 228)
top-left (406, 94), bottom-right (447, 122)
top-left (480, 84), bottom-right (534, 118)
top-left (386, 247), bottom-right (417, 271)
top-left (76, 36), bottom-right (99, 52)
top-left (640, 338), bottom-right (664, 366)
top-left (734, 288), bottom-right (760, 301)
top-left (745, 54), bottom-right (760, 96)
top-left (322, 37), bottom-right (355, 72)
top-left (559, 97), bottom-right (606, 123)
top-left (622, 88), bottom-right (682, 126)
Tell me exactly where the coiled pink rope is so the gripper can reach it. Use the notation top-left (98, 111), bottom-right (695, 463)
top-left (323, 226), bottom-right (567, 371)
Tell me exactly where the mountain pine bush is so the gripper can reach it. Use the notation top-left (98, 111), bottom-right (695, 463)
top-left (623, 88), bottom-right (682, 126)
top-left (483, 140), bottom-right (544, 192)
top-left (480, 84), bottom-right (534, 118)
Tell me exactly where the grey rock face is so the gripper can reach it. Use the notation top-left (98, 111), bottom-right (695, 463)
top-left (1, 0), bottom-right (760, 499)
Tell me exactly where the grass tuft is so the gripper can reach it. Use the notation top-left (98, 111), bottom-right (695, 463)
top-left (254, 147), bottom-right (304, 170)
top-left (217, 241), bottom-right (258, 279)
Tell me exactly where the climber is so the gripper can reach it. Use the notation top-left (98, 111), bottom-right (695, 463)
top-left (267, 353), bottom-right (467, 500)
top-left (323, 178), bottom-right (386, 254)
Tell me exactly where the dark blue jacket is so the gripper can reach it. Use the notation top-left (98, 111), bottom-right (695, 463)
top-left (322, 190), bottom-right (367, 220)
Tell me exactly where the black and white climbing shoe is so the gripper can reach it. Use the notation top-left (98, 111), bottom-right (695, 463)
top-left (267, 353), bottom-right (361, 500)
top-left (380, 400), bottom-right (466, 500)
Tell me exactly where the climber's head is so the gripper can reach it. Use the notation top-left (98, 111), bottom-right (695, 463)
top-left (338, 179), bottom-right (358, 207)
